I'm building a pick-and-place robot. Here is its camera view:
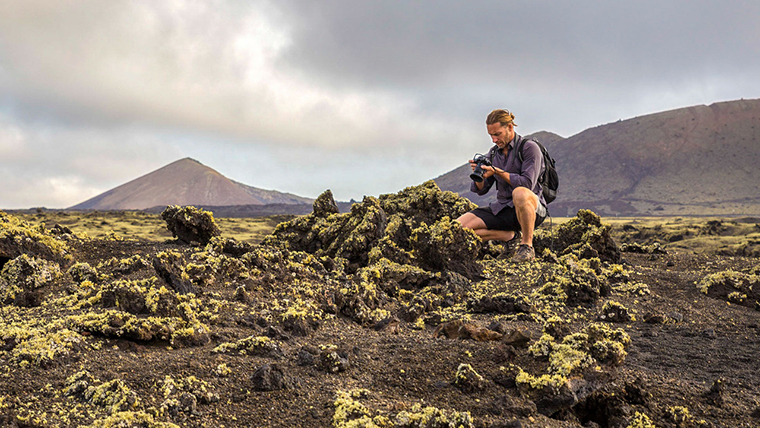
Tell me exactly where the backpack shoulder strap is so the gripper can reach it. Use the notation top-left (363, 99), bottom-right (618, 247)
top-left (516, 136), bottom-right (532, 163)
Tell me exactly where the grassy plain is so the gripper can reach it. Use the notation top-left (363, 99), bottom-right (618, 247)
top-left (545, 215), bottom-right (760, 256)
top-left (12, 210), bottom-right (295, 244)
top-left (13, 211), bottom-right (760, 256)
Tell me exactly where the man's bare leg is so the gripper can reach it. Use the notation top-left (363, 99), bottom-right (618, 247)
top-left (456, 212), bottom-right (516, 242)
top-left (512, 187), bottom-right (539, 246)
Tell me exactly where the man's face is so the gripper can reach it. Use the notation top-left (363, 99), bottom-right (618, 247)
top-left (487, 123), bottom-right (513, 150)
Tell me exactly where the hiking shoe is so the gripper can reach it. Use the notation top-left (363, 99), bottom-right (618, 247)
top-left (512, 244), bottom-right (535, 263)
top-left (497, 231), bottom-right (521, 260)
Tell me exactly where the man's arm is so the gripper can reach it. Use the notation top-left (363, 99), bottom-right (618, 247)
top-left (508, 141), bottom-right (542, 189)
top-left (482, 165), bottom-right (511, 185)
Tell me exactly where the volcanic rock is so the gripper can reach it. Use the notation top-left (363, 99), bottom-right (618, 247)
top-left (152, 251), bottom-right (196, 295)
top-left (312, 189), bottom-right (340, 217)
top-left (0, 211), bottom-right (68, 262)
top-left (161, 205), bottom-right (221, 246)
top-left (251, 364), bottom-right (295, 391)
top-left (0, 254), bottom-right (61, 304)
top-left (535, 209), bottom-right (620, 262)
top-left (264, 181), bottom-right (480, 278)
top-left (453, 363), bottom-right (487, 393)
top-left (434, 320), bottom-right (503, 341)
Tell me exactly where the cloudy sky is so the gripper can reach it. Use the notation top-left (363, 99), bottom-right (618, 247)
top-left (1, 1), bottom-right (759, 209)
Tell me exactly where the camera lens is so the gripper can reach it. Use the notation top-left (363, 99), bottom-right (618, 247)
top-left (470, 166), bottom-right (484, 182)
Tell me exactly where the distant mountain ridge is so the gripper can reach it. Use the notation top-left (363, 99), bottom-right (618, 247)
top-left (70, 99), bottom-right (760, 216)
top-left (435, 99), bottom-right (760, 216)
top-left (69, 158), bottom-right (312, 211)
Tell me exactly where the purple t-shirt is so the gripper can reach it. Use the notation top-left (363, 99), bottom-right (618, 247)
top-left (470, 134), bottom-right (546, 215)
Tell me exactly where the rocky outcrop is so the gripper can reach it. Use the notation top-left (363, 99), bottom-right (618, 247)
top-left (263, 181), bottom-right (479, 278)
top-left (161, 205), bottom-right (221, 246)
top-left (535, 209), bottom-right (621, 262)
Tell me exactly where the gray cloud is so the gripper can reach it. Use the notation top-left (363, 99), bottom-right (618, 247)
top-left (1, 1), bottom-right (759, 208)
top-left (281, 1), bottom-right (760, 87)
top-left (279, 1), bottom-right (760, 130)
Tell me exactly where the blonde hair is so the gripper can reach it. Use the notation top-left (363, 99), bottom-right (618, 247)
top-left (486, 109), bottom-right (517, 127)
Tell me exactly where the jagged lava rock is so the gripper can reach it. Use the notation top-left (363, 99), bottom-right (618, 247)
top-left (312, 189), bottom-right (340, 217)
top-left (264, 181), bottom-right (480, 278)
top-left (1, 210), bottom-right (70, 262)
top-left (161, 205), bottom-right (221, 246)
top-left (535, 209), bottom-right (621, 262)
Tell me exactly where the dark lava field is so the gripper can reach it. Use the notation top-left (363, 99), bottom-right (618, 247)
top-left (1, 181), bottom-right (759, 428)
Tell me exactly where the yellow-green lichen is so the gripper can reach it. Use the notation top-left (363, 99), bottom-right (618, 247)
top-left (10, 327), bottom-right (87, 367)
top-left (548, 343), bottom-right (595, 376)
top-left (612, 282), bottom-right (651, 295)
top-left (393, 403), bottom-right (473, 428)
top-left (626, 411), bottom-right (656, 428)
top-left (213, 363), bottom-right (231, 377)
top-left (144, 285), bottom-right (180, 316)
top-left (65, 371), bottom-right (139, 414)
top-left (332, 388), bottom-right (473, 428)
top-left (83, 411), bottom-right (179, 428)
top-left (160, 375), bottom-right (219, 405)
top-left (528, 333), bottom-right (556, 358)
top-left (0, 254), bottom-right (62, 302)
top-left (727, 291), bottom-right (747, 303)
top-left (170, 321), bottom-right (210, 347)
top-left (515, 367), bottom-right (568, 392)
top-left (666, 405), bottom-right (692, 427)
top-left (518, 322), bottom-right (630, 393)
top-left (211, 335), bottom-right (282, 357)
top-left (600, 300), bottom-right (634, 322)
top-left (332, 389), bottom-right (388, 428)
top-left (698, 270), bottom-right (758, 294)
top-left (68, 262), bottom-right (99, 283)
top-left (0, 211), bottom-right (71, 260)
top-left (69, 309), bottom-right (208, 345)
top-left (453, 363), bottom-right (485, 392)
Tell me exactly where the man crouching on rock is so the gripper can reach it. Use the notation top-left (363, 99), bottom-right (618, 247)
top-left (456, 109), bottom-right (547, 262)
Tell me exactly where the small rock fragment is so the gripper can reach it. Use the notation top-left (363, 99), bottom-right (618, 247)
top-left (453, 363), bottom-right (487, 393)
top-left (434, 320), bottom-right (502, 341)
top-left (251, 364), bottom-right (294, 391)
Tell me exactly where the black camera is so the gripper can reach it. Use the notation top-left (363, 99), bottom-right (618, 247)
top-left (469, 153), bottom-right (492, 183)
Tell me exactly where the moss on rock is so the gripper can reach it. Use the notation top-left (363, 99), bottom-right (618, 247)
top-left (453, 363), bottom-right (487, 393)
top-left (263, 183), bottom-right (482, 281)
top-left (1, 317), bottom-right (89, 367)
top-left (65, 371), bottom-right (139, 414)
top-left (70, 310), bottom-right (209, 346)
top-left (211, 335), bottom-right (283, 357)
top-left (332, 389), bottom-right (474, 428)
top-left (409, 217), bottom-right (481, 278)
top-left (377, 180), bottom-right (476, 226)
top-left (698, 270), bottom-right (760, 308)
top-left (535, 209), bottom-right (620, 262)
top-left (83, 411), bottom-right (179, 428)
top-left (161, 205), bottom-right (221, 246)
top-left (0, 254), bottom-right (61, 304)
top-left (68, 262), bottom-right (99, 283)
top-left (0, 211), bottom-right (71, 262)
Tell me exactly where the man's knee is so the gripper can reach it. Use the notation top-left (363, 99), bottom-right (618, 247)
top-left (512, 187), bottom-right (538, 209)
top-left (457, 212), bottom-right (486, 230)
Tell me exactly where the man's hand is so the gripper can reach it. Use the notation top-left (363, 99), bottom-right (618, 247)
top-left (482, 165), bottom-right (511, 184)
top-left (480, 164), bottom-right (498, 179)
top-left (469, 160), bottom-right (496, 177)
